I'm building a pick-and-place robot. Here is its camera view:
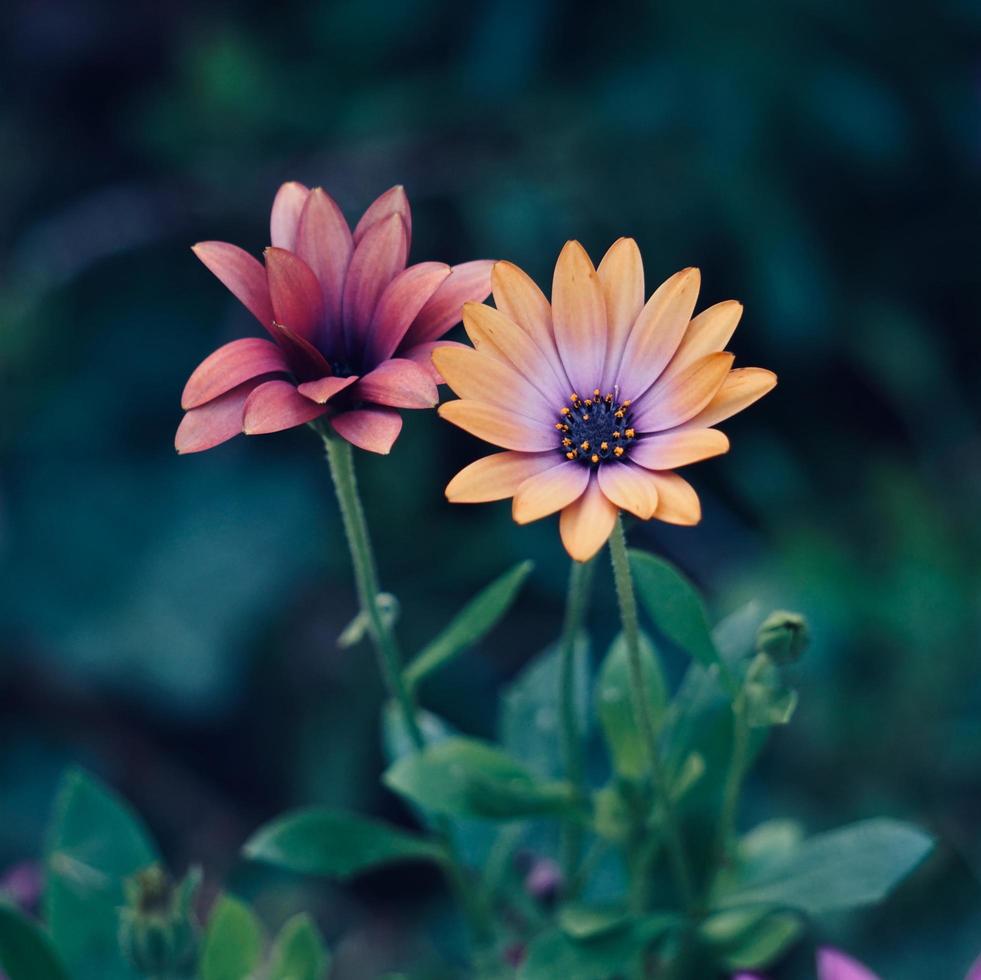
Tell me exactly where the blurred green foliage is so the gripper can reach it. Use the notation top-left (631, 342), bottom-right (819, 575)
top-left (1, 0), bottom-right (980, 976)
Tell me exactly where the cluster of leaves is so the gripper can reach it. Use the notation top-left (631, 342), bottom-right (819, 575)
top-left (0, 552), bottom-right (934, 979)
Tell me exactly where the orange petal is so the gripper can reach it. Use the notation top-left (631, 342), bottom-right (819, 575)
top-left (597, 463), bottom-right (659, 519)
top-left (551, 241), bottom-right (607, 396)
top-left (647, 471), bottom-right (702, 525)
top-left (491, 261), bottom-right (556, 359)
top-left (683, 367), bottom-right (777, 429)
top-left (666, 300), bottom-right (742, 378)
top-left (270, 181), bottom-right (310, 250)
top-left (598, 238), bottom-right (644, 390)
top-left (512, 463), bottom-right (590, 524)
top-left (445, 451), bottom-right (558, 503)
top-left (616, 267), bottom-right (700, 398)
top-left (633, 352), bottom-right (734, 432)
top-left (432, 346), bottom-right (552, 422)
top-left (462, 302), bottom-right (569, 405)
top-left (438, 399), bottom-right (556, 452)
top-left (559, 478), bottom-right (618, 562)
top-left (630, 428), bottom-right (730, 470)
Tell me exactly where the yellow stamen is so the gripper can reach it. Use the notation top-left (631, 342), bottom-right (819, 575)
top-left (555, 423), bottom-right (566, 431)
top-left (600, 441), bottom-right (609, 451)
top-left (591, 454), bottom-right (600, 464)
top-left (580, 441), bottom-right (590, 451)
top-left (625, 428), bottom-right (635, 439)
top-left (570, 393), bottom-right (580, 403)
top-left (560, 406), bottom-right (571, 416)
top-left (584, 398), bottom-right (593, 407)
top-left (612, 431), bottom-right (621, 440)
top-left (582, 414), bottom-right (590, 421)
top-left (622, 400), bottom-right (631, 407)
top-left (613, 446), bottom-right (624, 457)
top-left (562, 438), bottom-right (573, 447)
top-left (614, 409), bottom-right (625, 419)
top-left (566, 450), bottom-right (578, 460)
top-left (593, 388), bottom-right (601, 397)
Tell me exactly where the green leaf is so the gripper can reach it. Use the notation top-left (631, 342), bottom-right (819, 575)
top-left (715, 818), bottom-right (934, 915)
top-left (700, 905), bottom-right (803, 970)
top-left (384, 736), bottom-right (576, 820)
top-left (628, 550), bottom-right (733, 690)
top-left (268, 913), bottom-right (330, 980)
top-left (558, 903), bottom-right (632, 940)
top-left (200, 896), bottom-right (264, 980)
top-left (404, 561), bottom-right (534, 690)
top-left (500, 636), bottom-right (590, 780)
top-left (44, 769), bottom-right (158, 980)
top-left (519, 915), bottom-right (680, 980)
top-left (0, 903), bottom-right (70, 980)
top-left (595, 630), bottom-right (667, 780)
top-left (244, 807), bottom-right (443, 879)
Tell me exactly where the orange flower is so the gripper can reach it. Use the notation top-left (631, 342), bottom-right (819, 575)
top-left (435, 240), bottom-right (776, 562)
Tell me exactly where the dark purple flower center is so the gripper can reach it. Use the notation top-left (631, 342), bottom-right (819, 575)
top-left (554, 389), bottom-right (636, 466)
top-left (330, 358), bottom-right (357, 378)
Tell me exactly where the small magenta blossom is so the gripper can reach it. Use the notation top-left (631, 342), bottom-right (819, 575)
top-left (737, 946), bottom-right (981, 980)
top-left (176, 183), bottom-right (493, 455)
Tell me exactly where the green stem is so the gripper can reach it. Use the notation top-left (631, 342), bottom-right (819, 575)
top-left (317, 426), bottom-right (493, 945)
top-left (558, 557), bottom-right (595, 888)
top-left (608, 517), bottom-right (695, 913)
top-left (716, 653), bottom-right (765, 868)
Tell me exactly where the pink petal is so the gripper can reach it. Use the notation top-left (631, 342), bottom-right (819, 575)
top-left (365, 262), bottom-right (451, 365)
top-left (175, 379), bottom-right (262, 454)
top-left (965, 955), bottom-right (981, 980)
top-left (181, 337), bottom-right (289, 409)
top-left (270, 181), bottom-right (310, 249)
top-left (192, 242), bottom-right (274, 331)
top-left (353, 185), bottom-right (412, 248)
top-left (342, 213), bottom-right (408, 352)
top-left (242, 379), bottom-right (327, 435)
top-left (445, 451), bottom-right (558, 503)
top-left (269, 321), bottom-right (333, 380)
top-left (551, 241), bottom-right (607, 397)
top-left (354, 358), bottom-right (437, 409)
top-left (817, 948), bottom-right (881, 980)
top-left (295, 187), bottom-right (353, 337)
top-left (616, 268), bottom-right (700, 400)
top-left (512, 462), bottom-right (589, 524)
top-left (398, 339), bottom-right (471, 384)
top-left (330, 407), bottom-right (403, 454)
top-left (296, 375), bottom-right (358, 404)
top-left (264, 247), bottom-right (324, 345)
top-left (399, 260), bottom-right (495, 349)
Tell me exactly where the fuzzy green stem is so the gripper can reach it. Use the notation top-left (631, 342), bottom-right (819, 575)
top-left (558, 557), bottom-right (595, 888)
top-left (318, 427), bottom-right (493, 946)
top-left (608, 517), bottom-right (695, 913)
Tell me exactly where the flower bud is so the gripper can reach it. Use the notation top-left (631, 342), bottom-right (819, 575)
top-left (524, 857), bottom-right (563, 903)
top-left (755, 611), bottom-right (809, 666)
top-left (118, 865), bottom-right (201, 978)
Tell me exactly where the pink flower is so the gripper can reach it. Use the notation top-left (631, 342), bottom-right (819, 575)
top-left (176, 183), bottom-right (493, 455)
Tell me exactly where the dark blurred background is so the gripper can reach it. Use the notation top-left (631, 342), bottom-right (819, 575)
top-left (2, 0), bottom-right (980, 976)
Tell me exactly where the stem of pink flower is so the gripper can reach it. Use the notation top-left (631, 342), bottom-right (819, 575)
top-left (608, 516), bottom-right (695, 915)
top-left (317, 426), bottom-right (494, 950)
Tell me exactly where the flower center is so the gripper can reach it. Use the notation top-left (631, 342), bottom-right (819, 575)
top-left (554, 389), bottom-right (636, 466)
top-left (330, 358), bottom-right (356, 378)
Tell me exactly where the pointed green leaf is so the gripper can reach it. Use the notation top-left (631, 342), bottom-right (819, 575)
top-left (519, 914), bottom-right (680, 980)
top-left (0, 903), bottom-right (70, 980)
top-left (384, 736), bottom-right (576, 820)
top-left (44, 769), bottom-right (158, 980)
top-left (244, 807), bottom-right (443, 879)
top-left (404, 561), bottom-right (534, 690)
top-left (558, 903), bottom-right (632, 940)
top-left (715, 818), bottom-right (934, 915)
top-left (700, 905), bottom-right (804, 970)
top-left (500, 636), bottom-right (590, 780)
top-left (268, 913), bottom-right (330, 980)
top-left (200, 896), bottom-right (264, 980)
top-left (628, 550), bottom-right (735, 693)
top-left (595, 629), bottom-right (667, 780)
